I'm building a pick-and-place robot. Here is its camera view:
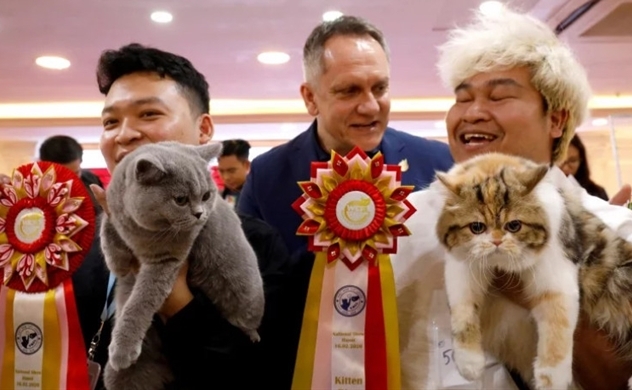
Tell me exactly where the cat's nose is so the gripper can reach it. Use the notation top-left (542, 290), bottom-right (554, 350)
top-left (194, 212), bottom-right (203, 219)
top-left (492, 239), bottom-right (502, 247)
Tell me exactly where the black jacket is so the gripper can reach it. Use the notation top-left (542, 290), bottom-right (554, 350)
top-left (74, 213), bottom-right (295, 389)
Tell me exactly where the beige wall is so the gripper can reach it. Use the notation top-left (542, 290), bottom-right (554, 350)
top-left (0, 131), bottom-right (631, 202)
top-left (0, 141), bottom-right (37, 176)
top-left (576, 129), bottom-right (632, 198)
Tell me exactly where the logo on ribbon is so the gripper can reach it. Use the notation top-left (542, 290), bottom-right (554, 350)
top-left (15, 322), bottom-right (43, 355)
top-left (334, 285), bottom-right (366, 317)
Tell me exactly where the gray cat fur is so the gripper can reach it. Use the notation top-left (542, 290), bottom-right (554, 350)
top-left (100, 141), bottom-right (264, 390)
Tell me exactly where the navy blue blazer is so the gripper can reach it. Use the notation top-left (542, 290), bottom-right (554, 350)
top-left (238, 121), bottom-right (454, 255)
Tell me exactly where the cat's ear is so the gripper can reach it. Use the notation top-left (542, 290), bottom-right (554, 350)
top-left (134, 156), bottom-right (166, 184)
top-left (517, 165), bottom-right (549, 195)
top-left (196, 143), bottom-right (223, 162)
top-left (436, 172), bottom-right (459, 195)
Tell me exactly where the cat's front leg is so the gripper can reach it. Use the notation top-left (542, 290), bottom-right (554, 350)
top-left (109, 258), bottom-right (182, 371)
top-left (101, 219), bottom-right (139, 277)
top-left (531, 267), bottom-right (579, 390)
top-left (444, 255), bottom-right (489, 381)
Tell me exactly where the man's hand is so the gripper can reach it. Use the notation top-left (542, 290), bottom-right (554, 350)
top-left (157, 262), bottom-right (194, 321)
top-left (494, 275), bottom-right (632, 389)
top-left (572, 313), bottom-right (632, 390)
top-left (609, 184), bottom-right (631, 206)
top-left (89, 184), bottom-right (109, 214)
top-left (90, 184), bottom-right (194, 321)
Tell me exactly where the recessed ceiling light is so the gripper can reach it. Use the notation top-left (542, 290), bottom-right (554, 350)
top-left (151, 11), bottom-right (173, 23)
top-left (35, 56), bottom-right (70, 70)
top-left (591, 118), bottom-right (609, 126)
top-left (257, 51), bottom-right (290, 65)
top-left (479, 1), bottom-right (504, 16)
top-left (322, 10), bottom-right (343, 22)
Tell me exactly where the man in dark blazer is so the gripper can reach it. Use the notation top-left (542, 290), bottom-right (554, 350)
top-left (239, 121), bottom-right (453, 255)
top-left (238, 15), bottom-right (453, 257)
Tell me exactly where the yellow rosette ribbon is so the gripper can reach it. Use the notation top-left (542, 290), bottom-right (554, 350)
top-left (0, 162), bottom-right (95, 390)
top-left (291, 146), bottom-right (416, 390)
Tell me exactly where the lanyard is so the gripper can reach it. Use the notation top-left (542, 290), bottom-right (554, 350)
top-left (88, 273), bottom-right (116, 361)
top-left (101, 273), bottom-right (116, 322)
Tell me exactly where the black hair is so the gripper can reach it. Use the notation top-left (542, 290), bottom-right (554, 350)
top-left (568, 134), bottom-right (608, 200)
top-left (96, 43), bottom-right (210, 116)
top-left (39, 135), bottom-right (83, 164)
top-left (220, 139), bottom-right (251, 162)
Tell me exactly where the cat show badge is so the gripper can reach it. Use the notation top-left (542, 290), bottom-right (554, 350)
top-left (0, 161), bottom-right (94, 390)
top-left (291, 146), bottom-right (416, 390)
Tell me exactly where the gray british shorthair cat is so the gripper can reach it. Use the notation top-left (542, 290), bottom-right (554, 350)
top-left (100, 141), bottom-right (264, 390)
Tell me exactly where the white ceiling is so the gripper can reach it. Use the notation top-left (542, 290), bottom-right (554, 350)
top-left (1, 0), bottom-right (632, 143)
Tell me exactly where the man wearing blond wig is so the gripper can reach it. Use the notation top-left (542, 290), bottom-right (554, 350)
top-left (393, 6), bottom-right (632, 390)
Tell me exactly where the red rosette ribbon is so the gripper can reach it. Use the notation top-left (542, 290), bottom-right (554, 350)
top-left (292, 147), bottom-right (416, 270)
top-left (0, 162), bottom-right (95, 292)
top-left (291, 146), bottom-right (416, 390)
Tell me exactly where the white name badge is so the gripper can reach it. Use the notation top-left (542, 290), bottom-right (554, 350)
top-left (430, 289), bottom-right (482, 390)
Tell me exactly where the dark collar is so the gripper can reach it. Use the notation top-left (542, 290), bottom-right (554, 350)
top-left (309, 120), bottom-right (382, 160)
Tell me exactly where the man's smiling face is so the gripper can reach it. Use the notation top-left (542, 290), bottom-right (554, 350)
top-left (446, 66), bottom-right (566, 164)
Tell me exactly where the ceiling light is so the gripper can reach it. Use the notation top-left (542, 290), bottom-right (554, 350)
top-left (257, 51), bottom-right (290, 65)
top-left (322, 10), bottom-right (343, 22)
top-left (479, 1), bottom-right (504, 16)
top-left (35, 56), bottom-right (70, 70)
top-left (151, 11), bottom-right (173, 23)
top-left (591, 118), bottom-right (609, 126)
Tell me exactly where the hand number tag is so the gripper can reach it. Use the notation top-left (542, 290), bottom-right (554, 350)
top-left (439, 339), bottom-right (455, 366)
top-left (431, 289), bottom-right (481, 389)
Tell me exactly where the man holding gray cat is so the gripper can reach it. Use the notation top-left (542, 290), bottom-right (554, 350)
top-left (394, 6), bottom-right (632, 390)
top-left (87, 43), bottom-right (293, 389)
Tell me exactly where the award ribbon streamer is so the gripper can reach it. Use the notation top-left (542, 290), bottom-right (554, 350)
top-left (291, 147), bottom-right (416, 390)
top-left (0, 162), bottom-right (94, 390)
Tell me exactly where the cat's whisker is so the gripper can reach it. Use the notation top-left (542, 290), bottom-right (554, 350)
top-left (147, 225), bottom-right (179, 246)
top-left (468, 253), bottom-right (493, 293)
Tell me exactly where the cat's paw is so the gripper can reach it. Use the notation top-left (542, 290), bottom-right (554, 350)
top-left (628, 376), bottom-right (632, 390)
top-left (454, 348), bottom-right (485, 381)
top-left (534, 362), bottom-right (572, 390)
top-left (246, 329), bottom-right (260, 343)
top-left (108, 341), bottom-right (142, 371)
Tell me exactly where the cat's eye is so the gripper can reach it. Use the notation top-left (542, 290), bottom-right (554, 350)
top-left (174, 196), bottom-right (189, 206)
top-left (202, 191), bottom-right (211, 201)
top-left (504, 220), bottom-right (522, 233)
top-left (469, 222), bottom-right (486, 234)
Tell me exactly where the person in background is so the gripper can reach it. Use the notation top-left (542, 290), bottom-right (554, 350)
top-left (39, 135), bottom-right (104, 214)
top-left (560, 134), bottom-right (609, 200)
top-left (238, 15), bottom-right (453, 256)
top-left (217, 139), bottom-right (251, 208)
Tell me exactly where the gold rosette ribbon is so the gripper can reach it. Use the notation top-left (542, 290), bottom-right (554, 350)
top-left (291, 146), bottom-right (416, 390)
top-left (0, 161), bottom-right (94, 390)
